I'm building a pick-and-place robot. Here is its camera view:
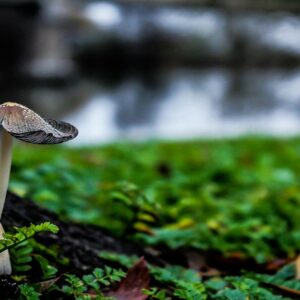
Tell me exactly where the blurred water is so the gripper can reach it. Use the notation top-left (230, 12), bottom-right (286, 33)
top-left (4, 1), bottom-right (300, 145)
top-left (57, 67), bottom-right (300, 145)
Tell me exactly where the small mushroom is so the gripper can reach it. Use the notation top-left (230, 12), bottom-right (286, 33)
top-left (0, 102), bottom-right (78, 274)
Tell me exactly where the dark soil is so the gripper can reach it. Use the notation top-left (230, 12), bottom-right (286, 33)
top-left (0, 193), bottom-right (294, 299)
top-left (0, 193), bottom-right (158, 300)
top-left (2, 192), bottom-right (147, 272)
top-left (0, 192), bottom-right (280, 277)
top-left (0, 192), bottom-right (158, 298)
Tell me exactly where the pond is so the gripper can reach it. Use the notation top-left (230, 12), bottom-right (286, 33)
top-left (3, 1), bottom-right (300, 145)
top-left (23, 67), bottom-right (300, 145)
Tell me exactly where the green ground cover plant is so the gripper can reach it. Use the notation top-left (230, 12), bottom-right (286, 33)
top-left (5, 137), bottom-right (300, 298)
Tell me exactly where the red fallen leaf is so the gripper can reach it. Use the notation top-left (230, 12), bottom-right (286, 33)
top-left (107, 257), bottom-right (150, 300)
top-left (265, 258), bottom-right (292, 272)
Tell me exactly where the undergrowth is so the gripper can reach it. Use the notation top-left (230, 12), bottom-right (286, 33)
top-left (5, 137), bottom-right (300, 298)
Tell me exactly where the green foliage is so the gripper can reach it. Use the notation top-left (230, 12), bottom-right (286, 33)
top-left (209, 277), bottom-right (286, 300)
top-left (111, 181), bottom-right (159, 233)
top-left (151, 265), bottom-right (200, 284)
top-left (99, 251), bottom-right (139, 268)
top-left (1, 222), bottom-right (59, 279)
top-left (202, 264), bottom-right (300, 299)
top-left (82, 266), bottom-right (125, 288)
top-left (10, 138), bottom-right (300, 298)
top-left (61, 267), bottom-right (125, 299)
top-left (19, 283), bottom-right (41, 300)
top-left (143, 288), bottom-right (171, 300)
top-left (10, 240), bottom-right (33, 273)
top-left (97, 251), bottom-right (300, 299)
top-left (61, 274), bottom-right (87, 298)
top-left (11, 138), bottom-right (300, 262)
top-left (248, 263), bottom-right (300, 292)
top-left (101, 251), bottom-right (206, 299)
top-left (0, 222), bottom-right (59, 253)
top-left (33, 254), bottom-right (58, 280)
top-left (30, 239), bottom-right (69, 266)
top-left (173, 282), bottom-right (207, 300)
top-left (150, 265), bottom-right (206, 299)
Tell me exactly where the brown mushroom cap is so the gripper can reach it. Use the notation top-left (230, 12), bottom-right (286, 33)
top-left (0, 102), bottom-right (78, 144)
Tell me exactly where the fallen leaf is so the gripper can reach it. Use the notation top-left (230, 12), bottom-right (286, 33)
top-left (265, 258), bottom-right (292, 272)
top-left (107, 257), bottom-right (150, 300)
top-left (37, 276), bottom-right (60, 292)
top-left (199, 268), bottom-right (222, 277)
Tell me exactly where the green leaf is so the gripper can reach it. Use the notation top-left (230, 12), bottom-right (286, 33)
top-left (19, 283), bottom-right (41, 300)
top-left (173, 282), bottom-right (207, 300)
top-left (0, 222), bottom-right (59, 253)
top-left (34, 254), bottom-right (58, 280)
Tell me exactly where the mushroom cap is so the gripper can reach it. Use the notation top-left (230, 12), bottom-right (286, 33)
top-left (0, 102), bottom-right (78, 144)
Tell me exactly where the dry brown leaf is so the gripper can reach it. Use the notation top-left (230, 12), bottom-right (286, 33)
top-left (37, 276), bottom-right (60, 292)
top-left (107, 257), bottom-right (150, 300)
top-left (199, 268), bottom-right (222, 277)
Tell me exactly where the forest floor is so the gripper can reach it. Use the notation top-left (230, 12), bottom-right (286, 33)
top-left (2, 138), bottom-right (300, 299)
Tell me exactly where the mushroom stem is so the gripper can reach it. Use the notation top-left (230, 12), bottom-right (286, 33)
top-left (0, 129), bottom-right (13, 274)
top-left (0, 224), bottom-right (11, 274)
top-left (0, 129), bottom-right (13, 218)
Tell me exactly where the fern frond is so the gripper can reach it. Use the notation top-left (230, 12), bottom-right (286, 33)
top-left (0, 222), bottom-right (59, 253)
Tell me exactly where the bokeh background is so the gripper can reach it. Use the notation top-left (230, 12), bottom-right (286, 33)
top-left (1, 0), bottom-right (300, 145)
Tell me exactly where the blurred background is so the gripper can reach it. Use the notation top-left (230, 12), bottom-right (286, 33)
top-left (1, 0), bottom-right (300, 145)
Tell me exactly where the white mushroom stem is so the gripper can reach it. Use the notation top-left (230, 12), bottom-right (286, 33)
top-left (0, 130), bottom-right (13, 217)
top-left (0, 129), bottom-right (13, 274)
top-left (0, 224), bottom-right (11, 274)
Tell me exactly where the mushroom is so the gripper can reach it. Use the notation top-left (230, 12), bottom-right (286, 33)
top-left (0, 102), bottom-right (78, 274)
